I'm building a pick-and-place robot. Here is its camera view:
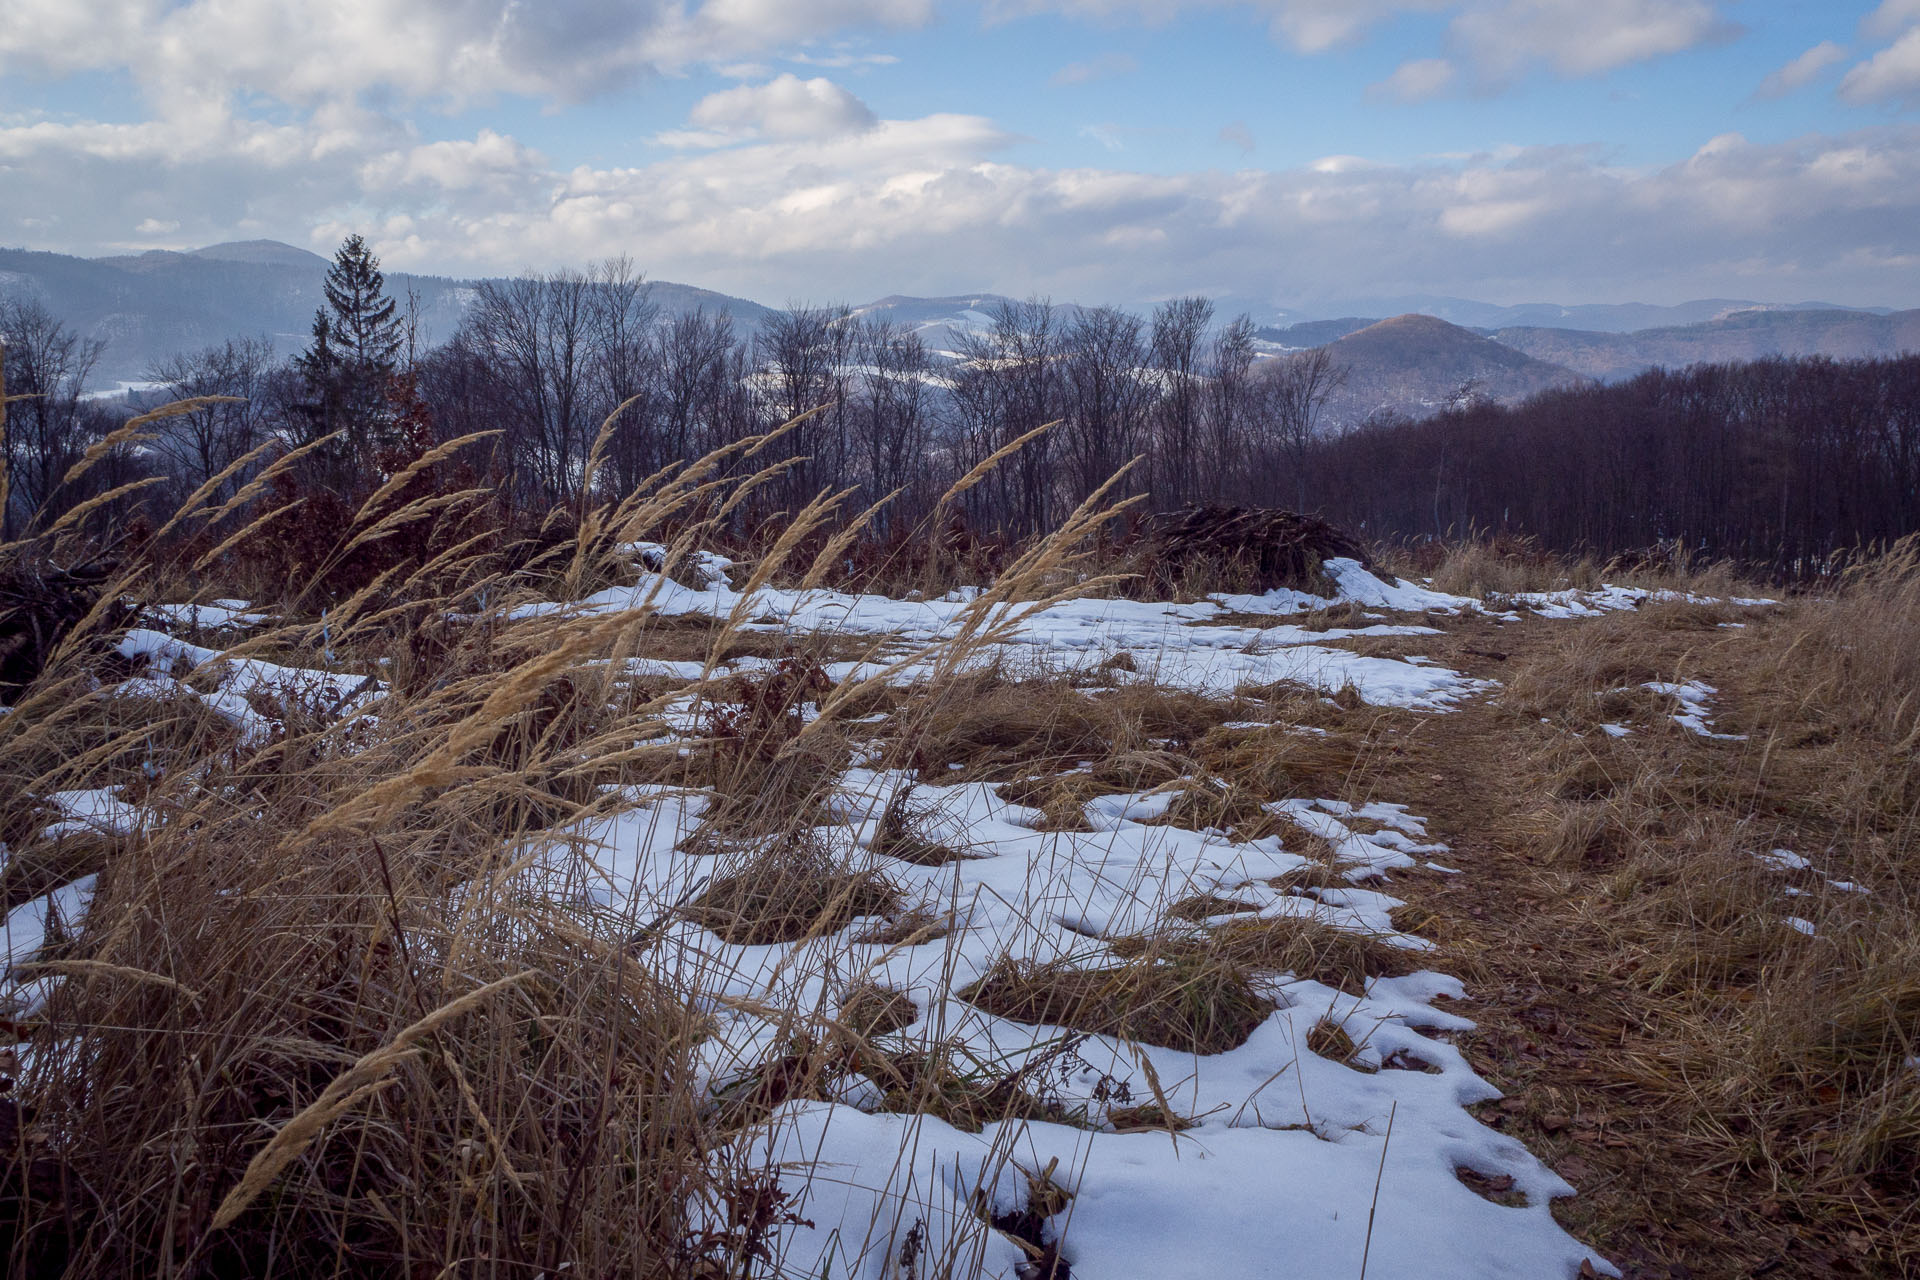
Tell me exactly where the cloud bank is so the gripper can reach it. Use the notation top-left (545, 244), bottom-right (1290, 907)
top-left (1, 0), bottom-right (1916, 308)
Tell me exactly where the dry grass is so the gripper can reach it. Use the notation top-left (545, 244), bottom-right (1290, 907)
top-left (961, 951), bottom-right (1271, 1055)
top-left (1192, 719), bottom-right (1373, 807)
top-left (1426, 534), bottom-right (1598, 598)
top-left (1205, 915), bottom-right (1423, 995)
top-left (10, 404), bottom-right (1916, 1278)
top-left (1749, 535), bottom-right (1920, 818)
top-left (0, 408), bottom-right (1174, 1279)
top-left (837, 982), bottom-right (919, 1040)
top-left (681, 836), bottom-right (900, 946)
top-left (1344, 554), bottom-right (1920, 1277)
top-left (1305, 1016), bottom-right (1365, 1065)
top-left (893, 667), bottom-right (1236, 784)
top-left (870, 786), bottom-right (981, 865)
top-left (902, 671), bottom-right (1112, 780)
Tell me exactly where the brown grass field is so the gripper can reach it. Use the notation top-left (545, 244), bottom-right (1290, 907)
top-left (0, 409), bottom-right (1914, 1277)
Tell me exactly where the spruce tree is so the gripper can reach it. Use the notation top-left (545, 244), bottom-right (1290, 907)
top-left (298, 235), bottom-right (403, 480)
top-left (322, 234), bottom-right (401, 371)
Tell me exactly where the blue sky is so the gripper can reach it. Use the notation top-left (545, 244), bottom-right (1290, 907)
top-left (1, 1), bottom-right (1917, 309)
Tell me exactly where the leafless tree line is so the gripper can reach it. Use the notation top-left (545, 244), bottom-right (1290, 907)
top-left (5, 269), bottom-right (1346, 545)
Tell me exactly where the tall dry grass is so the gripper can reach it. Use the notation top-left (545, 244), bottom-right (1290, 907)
top-left (1489, 554), bottom-right (1920, 1267)
top-left (0, 402), bottom-right (1161, 1278)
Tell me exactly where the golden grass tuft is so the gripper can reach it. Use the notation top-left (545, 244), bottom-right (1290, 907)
top-left (1193, 721), bottom-right (1371, 805)
top-left (1205, 915), bottom-right (1422, 994)
top-left (905, 671), bottom-right (1112, 780)
top-left (961, 950), bottom-right (1271, 1055)
top-left (1427, 534), bottom-right (1597, 599)
top-left (680, 836), bottom-right (900, 946)
top-left (870, 786), bottom-right (980, 864)
top-left (1305, 1016), bottom-right (1365, 1065)
top-left (837, 982), bottom-right (919, 1040)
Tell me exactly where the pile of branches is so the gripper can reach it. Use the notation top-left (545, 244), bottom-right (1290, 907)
top-left (0, 557), bottom-right (124, 696)
top-left (1134, 506), bottom-right (1373, 595)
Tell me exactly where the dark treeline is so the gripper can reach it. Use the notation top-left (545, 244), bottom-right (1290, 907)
top-left (1307, 357), bottom-right (1920, 578)
top-left (4, 237), bottom-right (1917, 584)
top-left (3, 241), bottom-right (1344, 562)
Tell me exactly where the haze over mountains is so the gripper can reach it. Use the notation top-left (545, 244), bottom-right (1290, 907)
top-left (4, 240), bottom-right (1917, 424)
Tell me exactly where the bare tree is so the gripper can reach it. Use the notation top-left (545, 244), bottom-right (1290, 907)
top-left (1, 296), bottom-right (108, 536)
top-left (950, 299), bottom-right (1062, 536)
top-left (146, 336), bottom-right (275, 502)
top-left (460, 262), bottom-right (658, 506)
top-left (583, 258), bottom-right (660, 498)
top-left (851, 317), bottom-right (935, 525)
top-left (1149, 296), bottom-right (1213, 507)
top-left (1061, 305), bottom-right (1151, 507)
top-left (1204, 314), bottom-right (1258, 504)
top-left (1253, 346), bottom-right (1348, 511)
top-left (757, 303), bottom-right (856, 512)
top-left (662, 310), bottom-right (754, 463)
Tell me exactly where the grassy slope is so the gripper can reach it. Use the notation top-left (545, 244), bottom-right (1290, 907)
top-left (1307, 579), bottom-right (1920, 1277)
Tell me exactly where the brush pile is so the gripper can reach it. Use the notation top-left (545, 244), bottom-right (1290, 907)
top-left (1136, 505), bottom-right (1372, 594)
top-left (0, 556), bottom-right (124, 696)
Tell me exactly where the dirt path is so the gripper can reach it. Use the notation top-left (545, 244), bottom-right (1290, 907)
top-left (1340, 612), bottom-right (1903, 1279)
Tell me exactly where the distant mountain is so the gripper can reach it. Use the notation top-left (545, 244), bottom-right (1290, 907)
top-left (632, 281), bottom-right (776, 336)
top-left (4, 241), bottom-right (1913, 392)
top-left (849, 293), bottom-right (1107, 359)
top-left (1493, 308), bottom-right (1920, 381)
top-left (1316, 314), bottom-right (1587, 423)
top-left (95, 240), bottom-right (334, 272)
top-left (190, 240), bottom-right (333, 269)
top-left (1254, 317), bottom-right (1378, 350)
top-left (1290, 295), bottom-right (1891, 334)
top-left (849, 293), bottom-right (1017, 356)
top-left (0, 241), bottom-right (776, 386)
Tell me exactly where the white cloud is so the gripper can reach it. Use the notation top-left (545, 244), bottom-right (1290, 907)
top-left (17, 97), bottom-right (1917, 310)
top-left (0, 0), bottom-right (934, 110)
top-left (995, 0), bottom-right (1729, 76)
top-left (0, 2), bottom-right (1913, 309)
top-left (988, 0), bottom-right (1448, 54)
top-left (1842, 26), bottom-right (1920, 106)
top-left (1372, 58), bottom-right (1456, 101)
top-left (359, 130), bottom-right (547, 193)
top-left (1756, 41), bottom-right (1847, 99)
top-left (1219, 121), bottom-right (1255, 153)
top-left (787, 49), bottom-right (902, 67)
top-left (1052, 52), bottom-right (1140, 85)
top-left (686, 74), bottom-right (879, 140)
top-left (1865, 0), bottom-right (1920, 42)
top-left (1449, 0), bottom-right (1730, 81)
top-left (1261, 0), bottom-right (1450, 53)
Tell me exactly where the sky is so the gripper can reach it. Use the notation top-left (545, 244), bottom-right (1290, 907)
top-left (1, 0), bottom-right (1917, 311)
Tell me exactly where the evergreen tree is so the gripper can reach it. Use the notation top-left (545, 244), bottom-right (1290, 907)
top-left (323, 234), bottom-right (401, 370)
top-left (297, 235), bottom-right (403, 481)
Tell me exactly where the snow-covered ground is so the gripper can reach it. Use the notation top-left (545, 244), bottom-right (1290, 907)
top-left (537, 776), bottom-right (1603, 1279)
top-left (7, 559), bottom-right (1777, 1280)
top-left (524, 555), bottom-right (1486, 709)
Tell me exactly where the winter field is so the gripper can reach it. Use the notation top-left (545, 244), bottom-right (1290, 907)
top-left (1, 441), bottom-right (1916, 1280)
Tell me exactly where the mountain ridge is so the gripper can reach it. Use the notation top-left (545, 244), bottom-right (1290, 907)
top-left (1318, 314), bottom-right (1588, 423)
top-left (1494, 308), bottom-right (1920, 381)
top-left (3, 239), bottom-right (1917, 389)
